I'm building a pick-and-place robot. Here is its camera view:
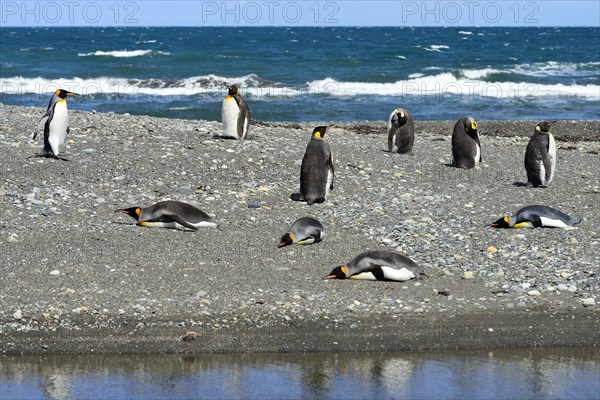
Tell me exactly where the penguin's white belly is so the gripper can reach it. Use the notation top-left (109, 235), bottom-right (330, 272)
top-left (222, 98), bottom-right (240, 138)
top-left (474, 143), bottom-right (481, 163)
top-left (390, 133), bottom-right (398, 152)
top-left (325, 169), bottom-right (333, 197)
top-left (540, 216), bottom-right (568, 228)
top-left (350, 266), bottom-right (416, 281)
top-left (538, 161), bottom-right (546, 185)
top-left (350, 272), bottom-right (377, 280)
top-left (189, 220), bottom-right (218, 228)
top-left (296, 236), bottom-right (316, 245)
top-left (381, 266), bottom-right (416, 281)
top-left (139, 221), bottom-right (177, 229)
top-left (49, 101), bottom-right (69, 155)
top-left (547, 134), bottom-right (556, 183)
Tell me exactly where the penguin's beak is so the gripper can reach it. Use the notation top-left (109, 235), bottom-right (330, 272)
top-left (548, 120), bottom-right (557, 127)
top-left (67, 92), bottom-right (77, 96)
top-left (325, 274), bottom-right (336, 279)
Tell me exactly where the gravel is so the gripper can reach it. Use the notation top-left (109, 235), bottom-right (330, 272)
top-left (0, 104), bottom-right (599, 354)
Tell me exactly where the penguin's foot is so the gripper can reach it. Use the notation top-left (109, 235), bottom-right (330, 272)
top-left (35, 153), bottom-right (70, 161)
top-left (307, 198), bottom-right (325, 205)
top-left (290, 193), bottom-right (304, 202)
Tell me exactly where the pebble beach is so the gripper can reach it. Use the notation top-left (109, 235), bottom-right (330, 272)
top-left (1, 104), bottom-right (599, 354)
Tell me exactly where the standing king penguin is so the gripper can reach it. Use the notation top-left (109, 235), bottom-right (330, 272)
top-left (524, 121), bottom-right (557, 188)
top-left (451, 116), bottom-right (481, 169)
top-left (33, 89), bottom-right (76, 159)
top-left (221, 84), bottom-right (250, 139)
top-left (300, 125), bottom-right (335, 205)
top-left (387, 108), bottom-right (415, 154)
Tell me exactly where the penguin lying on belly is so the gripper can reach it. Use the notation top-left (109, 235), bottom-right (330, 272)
top-left (117, 201), bottom-right (217, 230)
top-left (488, 205), bottom-right (581, 228)
top-left (326, 250), bottom-right (425, 282)
top-left (278, 217), bottom-right (325, 248)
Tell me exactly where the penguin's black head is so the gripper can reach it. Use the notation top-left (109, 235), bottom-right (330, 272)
top-left (393, 109), bottom-right (408, 125)
top-left (312, 125), bottom-right (335, 139)
top-left (55, 89), bottom-right (76, 99)
top-left (326, 265), bottom-right (347, 279)
top-left (226, 84), bottom-right (240, 96)
top-left (464, 117), bottom-right (477, 133)
top-left (278, 233), bottom-right (294, 248)
top-left (488, 215), bottom-right (510, 228)
top-left (117, 207), bottom-right (141, 221)
top-left (536, 121), bottom-right (556, 133)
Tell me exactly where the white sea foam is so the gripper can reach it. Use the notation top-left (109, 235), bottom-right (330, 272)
top-left (305, 75), bottom-right (600, 99)
top-left (424, 45), bottom-right (449, 52)
top-left (78, 49), bottom-right (170, 57)
top-left (458, 31), bottom-right (473, 35)
top-left (2, 74), bottom-right (599, 99)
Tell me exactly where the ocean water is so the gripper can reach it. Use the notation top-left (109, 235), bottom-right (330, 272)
top-left (1, 26), bottom-right (599, 121)
top-left (2, 348), bottom-right (599, 400)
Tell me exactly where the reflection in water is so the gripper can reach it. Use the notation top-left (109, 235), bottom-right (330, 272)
top-left (1, 347), bottom-right (599, 400)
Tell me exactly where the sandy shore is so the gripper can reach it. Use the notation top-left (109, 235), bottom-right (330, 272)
top-left (1, 104), bottom-right (599, 354)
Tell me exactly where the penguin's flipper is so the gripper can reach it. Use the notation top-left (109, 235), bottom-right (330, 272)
top-left (296, 237), bottom-right (316, 245)
top-left (529, 215), bottom-right (544, 228)
top-left (237, 106), bottom-right (249, 138)
top-left (362, 264), bottom-right (386, 281)
top-left (33, 114), bottom-right (50, 140)
top-left (168, 214), bottom-right (200, 231)
top-left (327, 154), bottom-right (334, 190)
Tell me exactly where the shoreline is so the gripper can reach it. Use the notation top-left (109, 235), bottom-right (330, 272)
top-left (1, 104), bottom-right (598, 355)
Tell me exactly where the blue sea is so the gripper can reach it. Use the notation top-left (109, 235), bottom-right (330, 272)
top-left (1, 26), bottom-right (599, 121)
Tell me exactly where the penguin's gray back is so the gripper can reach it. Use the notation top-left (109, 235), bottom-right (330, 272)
top-left (452, 117), bottom-right (480, 169)
top-left (347, 250), bottom-right (424, 281)
top-left (300, 138), bottom-right (333, 204)
top-left (515, 205), bottom-right (580, 227)
top-left (289, 217), bottom-right (325, 244)
top-left (525, 132), bottom-right (556, 187)
top-left (141, 201), bottom-right (216, 228)
top-left (387, 109), bottom-right (414, 154)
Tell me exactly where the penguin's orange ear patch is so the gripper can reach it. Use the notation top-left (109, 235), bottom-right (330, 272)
top-left (314, 131), bottom-right (322, 138)
top-left (471, 121), bottom-right (477, 130)
top-left (341, 266), bottom-right (347, 275)
top-left (135, 208), bottom-right (141, 216)
top-left (535, 125), bottom-right (541, 132)
top-left (55, 89), bottom-right (61, 96)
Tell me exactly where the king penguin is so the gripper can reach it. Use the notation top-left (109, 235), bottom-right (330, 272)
top-left (326, 250), bottom-right (425, 282)
top-left (488, 205), bottom-right (581, 228)
top-left (32, 89), bottom-right (76, 159)
top-left (524, 121), bottom-right (557, 188)
top-left (300, 125), bottom-right (335, 205)
top-left (451, 116), bottom-right (481, 169)
top-left (221, 84), bottom-right (250, 139)
top-left (117, 200), bottom-right (217, 230)
top-left (278, 217), bottom-right (325, 248)
top-left (387, 108), bottom-right (414, 154)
